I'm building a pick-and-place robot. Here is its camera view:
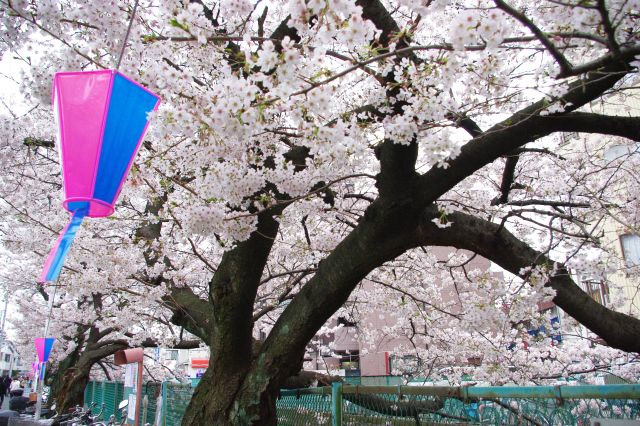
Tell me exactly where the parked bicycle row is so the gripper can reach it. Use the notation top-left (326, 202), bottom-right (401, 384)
top-left (0, 391), bottom-right (147, 426)
top-left (49, 400), bottom-right (127, 426)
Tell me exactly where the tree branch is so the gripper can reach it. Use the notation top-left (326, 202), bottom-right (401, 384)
top-left (491, 154), bottom-right (520, 205)
top-left (494, 0), bottom-right (572, 75)
top-left (417, 53), bottom-right (637, 208)
top-left (415, 210), bottom-right (640, 353)
top-left (595, 0), bottom-right (620, 56)
top-left (506, 199), bottom-right (590, 208)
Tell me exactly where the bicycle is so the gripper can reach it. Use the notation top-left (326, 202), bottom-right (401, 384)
top-left (89, 400), bottom-right (128, 426)
top-left (55, 402), bottom-right (103, 426)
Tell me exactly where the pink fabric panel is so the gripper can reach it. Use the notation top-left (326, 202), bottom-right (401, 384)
top-left (34, 338), bottom-right (44, 362)
top-left (54, 70), bottom-right (112, 202)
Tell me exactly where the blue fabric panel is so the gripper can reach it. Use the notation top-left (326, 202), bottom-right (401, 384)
top-left (43, 338), bottom-right (55, 362)
top-left (92, 74), bottom-right (158, 204)
top-left (42, 207), bottom-right (87, 282)
top-left (67, 200), bottom-right (89, 211)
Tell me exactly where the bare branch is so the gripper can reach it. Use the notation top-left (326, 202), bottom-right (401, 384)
top-left (596, 0), bottom-right (621, 55)
top-left (494, 0), bottom-right (572, 75)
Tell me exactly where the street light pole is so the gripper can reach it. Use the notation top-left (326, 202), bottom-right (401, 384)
top-left (0, 296), bottom-right (7, 376)
top-left (34, 284), bottom-right (58, 421)
top-left (1, 296), bottom-right (8, 332)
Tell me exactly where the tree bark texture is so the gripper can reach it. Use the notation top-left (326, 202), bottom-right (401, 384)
top-left (51, 337), bottom-right (128, 413)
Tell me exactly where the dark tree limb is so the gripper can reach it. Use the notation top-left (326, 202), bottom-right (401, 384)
top-left (415, 209), bottom-right (640, 353)
top-left (491, 154), bottom-right (520, 205)
top-left (560, 45), bottom-right (640, 77)
top-left (540, 112), bottom-right (640, 141)
top-left (506, 200), bottom-right (590, 208)
top-left (357, 0), bottom-right (420, 198)
top-left (96, 361), bottom-right (113, 381)
top-left (512, 147), bottom-right (565, 160)
top-left (452, 115), bottom-right (484, 138)
top-left (417, 54), bottom-right (638, 208)
top-left (23, 137), bottom-right (54, 148)
top-left (281, 371), bottom-right (342, 388)
top-left (595, 0), bottom-right (621, 56)
top-left (165, 286), bottom-right (214, 342)
top-left (494, 0), bottom-right (572, 76)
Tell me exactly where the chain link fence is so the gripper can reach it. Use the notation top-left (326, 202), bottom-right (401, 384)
top-left (84, 381), bottom-right (640, 425)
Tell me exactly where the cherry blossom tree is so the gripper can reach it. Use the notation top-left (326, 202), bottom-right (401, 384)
top-left (2, 240), bottom-right (200, 413)
top-left (2, 0), bottom-right (640, 424)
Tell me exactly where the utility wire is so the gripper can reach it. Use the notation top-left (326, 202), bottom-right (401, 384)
top-left (116, 0), bottom-right (141, 70)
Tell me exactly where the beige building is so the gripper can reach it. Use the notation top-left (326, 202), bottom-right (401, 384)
top-left (573, 89), bottom-right (640, 319)
top-left (0, 339), bottom-right (27, 377)
top-left (151, 346), bottom-right (210, 383)
top-left (304, 248), bottom-right (494, 382)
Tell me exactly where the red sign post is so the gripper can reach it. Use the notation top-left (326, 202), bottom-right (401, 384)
top-left (114, 348), bottom-right (144, 426)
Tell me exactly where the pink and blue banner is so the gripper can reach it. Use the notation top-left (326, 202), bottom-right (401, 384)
top-left (40, 208), bottom-right (87, 282)
top-left (31, 362), bottom-right (46, 380)
top-left (40, 70), bottom-right (160, 282)
top-left (34, 337), bottom-right (55, 363)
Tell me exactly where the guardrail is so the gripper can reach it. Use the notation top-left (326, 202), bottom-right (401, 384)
top-left (84, 381), bottom-right (640, 425)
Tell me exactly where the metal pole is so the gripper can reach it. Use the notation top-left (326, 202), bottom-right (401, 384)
top-left (1, 296), bottom-right (8, 331)
top-left (161, 381), bottom-right (167, 426)
top-left (142, 394), bottom-right (148, 426)
top-left (0, 296), bottom-right (7, 378)
top-left (331, 382), bottom-right (343, 426)
top-left (33, 362), bottom-right (44, 419)
top-left (115, 0), bottom-right (141, 71)
top-left (34, 283), bottom-right (58, 420)
top-left (135, 361), bottom-right (143, 426)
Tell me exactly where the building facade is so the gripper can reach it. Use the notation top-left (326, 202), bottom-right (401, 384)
top-left (0, 339), bottom-right (27, 377)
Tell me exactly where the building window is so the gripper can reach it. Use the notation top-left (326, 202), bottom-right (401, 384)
top-left (560, 132), bottom-right (578, 146)
top-left (340, 358), bottom-right (359, 371)
top-left (337, 350), bottom-right (360, 376)
top-left (164, 350), bottom-right (178, 361)
top-left (389, 355), bottom-right (421, 376)
top-left (620, 234), bottom-right (640, 267)
top-left (584, 280), bottom-right (610, 307)
top-left (3, 354), bottom-right (9, 362)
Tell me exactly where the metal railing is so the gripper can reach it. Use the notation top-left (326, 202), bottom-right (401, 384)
top-left (278, 383), bottom-right (640, 425)
top-left (84, 381), bottom-right (640, 425)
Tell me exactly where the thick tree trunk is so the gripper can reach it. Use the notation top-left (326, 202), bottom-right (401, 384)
top-left (181, 354), bottom-right (282, 425)
top-left (52, 361), bottom-right (92, 413)
top-left (48, 348), bottom-right (82, 407)
top-left (181, 211), bottom-right (285, 426)
top-left (49, 331), bottom-right (128, 412)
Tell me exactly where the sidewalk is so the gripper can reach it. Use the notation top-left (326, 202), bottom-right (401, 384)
top-left (1, 392), bottom-right (8, 410)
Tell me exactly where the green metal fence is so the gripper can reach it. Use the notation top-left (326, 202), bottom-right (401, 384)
top-left (83, 381), bottom-right (125, 422)
top-left (162, 382), bottom-right (193, 426)
top-left (344, 375), bottom-right (403, 386)
top-left (277, 386), bottom-right (333, 425)
top-left (84, 381), bottom-right (640, 425)
top-left (278, 384), bottom-right (640, 425)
